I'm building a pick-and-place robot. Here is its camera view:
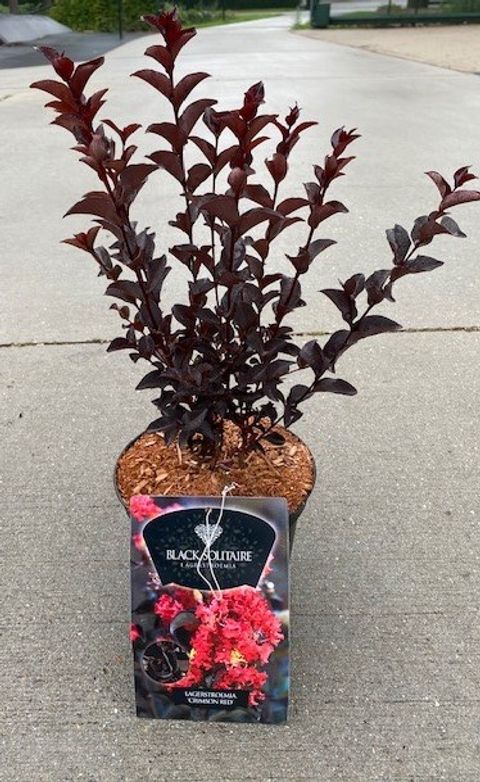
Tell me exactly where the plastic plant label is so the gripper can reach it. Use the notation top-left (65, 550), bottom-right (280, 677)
top-left (130, 495), bottom-right (290, 724)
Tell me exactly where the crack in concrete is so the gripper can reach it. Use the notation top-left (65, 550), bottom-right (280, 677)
top-left (0, 325), bottom-right (479, 350)
top-left (0, 337), bottom-right (109, 349)
top-left (296, 325), bottom-right (480, 337)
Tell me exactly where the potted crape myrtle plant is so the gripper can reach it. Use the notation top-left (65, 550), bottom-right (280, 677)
top-left (32, 10), bottom-right (480, 540)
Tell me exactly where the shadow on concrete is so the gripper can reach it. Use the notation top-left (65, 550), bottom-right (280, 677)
top-left (0, 31), bottom-right (149, 69)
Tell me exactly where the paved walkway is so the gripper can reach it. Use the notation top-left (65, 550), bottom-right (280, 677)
top-left (1, 15), bottom-right (480, 781)
top-left (300, 24), bottom-right (480, 74)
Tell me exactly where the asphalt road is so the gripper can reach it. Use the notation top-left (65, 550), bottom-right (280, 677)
top-left (1, 14), bottom-right (479, 781)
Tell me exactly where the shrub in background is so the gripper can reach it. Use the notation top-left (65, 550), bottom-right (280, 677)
top-left (446, 0), bottom-right (480, 12)
top-left (0, 0), bottom-right (51, 12)
top-left (50, 0), bottom-right (158, 32)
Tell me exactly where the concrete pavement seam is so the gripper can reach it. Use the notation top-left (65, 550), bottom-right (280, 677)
top-left (1, 325), bottom-right (479, 350)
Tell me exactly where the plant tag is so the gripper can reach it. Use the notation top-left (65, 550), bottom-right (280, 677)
top-left (130, 495), bottom-right (290, 724)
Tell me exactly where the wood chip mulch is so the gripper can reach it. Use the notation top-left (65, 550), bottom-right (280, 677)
top-left (115, 422), bottom-right (315, 514)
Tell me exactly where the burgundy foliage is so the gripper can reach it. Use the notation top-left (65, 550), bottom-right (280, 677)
top-left (31, 9), bottom-right (480, 456)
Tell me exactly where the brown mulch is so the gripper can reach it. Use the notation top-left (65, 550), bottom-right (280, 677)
top-left (115, 421), bottom-right (315, 514)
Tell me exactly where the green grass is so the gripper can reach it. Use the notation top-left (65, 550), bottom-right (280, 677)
top-left (193, 8), bottom-right (292, 27)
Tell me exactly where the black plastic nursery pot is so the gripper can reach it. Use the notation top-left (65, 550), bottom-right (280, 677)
top-left (114, 429), bottom-right (317, 548)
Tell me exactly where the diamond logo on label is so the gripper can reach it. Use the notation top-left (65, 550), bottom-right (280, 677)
top-left (194, 522), bottom-right (223, 547)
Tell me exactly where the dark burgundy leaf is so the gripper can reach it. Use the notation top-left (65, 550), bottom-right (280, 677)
top-left (149, 150), bottom-right (183, 182)
top-left (147, 122), bottom-right (184, 150)
top-left (284, 407), bottom-right (303, 427)
top-left (286, 250), bottom-right (309, 274)
top-left (201, 195), bottom-right (239, 225)
top-left (123, 123), bottom-right (142, 141)
top-left (105, 280), bottom-right (142, 304)
top-left (440, 216), bottom-right (466, 238)
top-left (287, 384), bottom-right (310, 406)
top-left (147, 256), bottom-right (170, 294)
top-left (290, 120), bottom-right (317, 140)
top-left (172, 304), bottom-right (194, 327)
top-left (308, 200), bottom-right (348, 229)
top-left (110, 302), bottom-right (130, 320)
top-left (389, 266), bottom-right (409, 284)
top-left (407, 255), bottom-right (444, 273)
top-left (243, 184), bottom-right (273, 208)
top-left (85, 89), bottom-right (108, 123)
top-left (323, 330), bottom-right (349, 361)
top-left (330, 126), bottom-right (359, 148)
top-left (268, 215), bottom-right (303, 241)
top-left (221, 112), bottom-right (246, 139)
top-left (426, 170), bottom-right (451, 198)
top-left (441, 190), bottom-right (480, 209)
top-left (244, 114), bottom-right (275, 143)
top-left (411, 216), bottom-right (447, 245)
top-left (173, 72), bottom-right (209, 109)
top-left (298, 340), bottom-right (326, 372)
top-left (249, 135), bottom-right (270, 152)
top-left (321, 288), bottom-right (356, 325)
top-left (277, 197), bottom-right (309, 215)
top-left (190, 135), bottom-right (216, 164)
top-left (266, 153), bottom-right (287, 184)
top-left (119, 163), bottom-right (157, 202)
top-left (238, 208), bottom-right (277, 236)
top-left (386, 224), bottom-right (411, 264)
top-left (136, 370), bottom-right (164, 390)
top-left (365, 269), bottom-right (390, 306)
top-left (179, 99), bottom-right (217, 137)
top-left (275, 276), bottom-right (303, 314)
top-left (308, 238), bottom-right (336, 261)
top-left (62, 225), bottom-right (100, 252)
top-left (107, 337), bottom-right (133, 353)
top-left (214, 145), bottom-right (238, 174)
top-left (186, 163), bottom-right (211, 192)
top-left (353, 315), bottom-right (402, 340)
top-left (144, 44), bottom-right (172, 71)
top-left (36, 46), bottom-right (74, 80)
top-left (314, 377), bottom-right (357, 396)
top-left (170, 29), bottom-right (197, 61)
top-left (132, 69), bottom-right (172, 98)
top-left (30, 79), bottom-right (75, 105)
top-left (70, 57), bottom-right (104, 97)
top-left (228, 167), bottom-right (247, 196)
top-left (65, 192), bottom-right (119, 224)
top-left (343, 273), bottom-right (365, 298)
top-left (304, 182), bottom-right (320, 204)
top-left (453, 166), bottom-right (477, 188)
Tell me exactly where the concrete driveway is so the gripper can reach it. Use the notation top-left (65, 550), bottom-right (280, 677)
top-left (1, 14), bottom-right (479, 781)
